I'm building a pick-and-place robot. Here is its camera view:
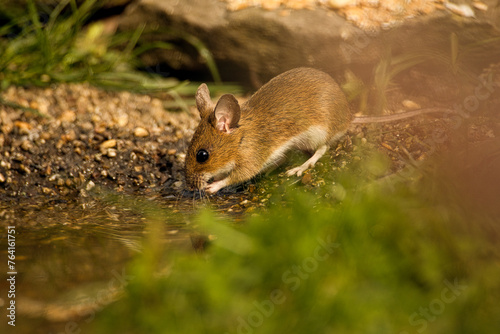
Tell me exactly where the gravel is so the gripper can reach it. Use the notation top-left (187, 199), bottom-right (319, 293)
top-left (0, 83), bottom-right (198, 202)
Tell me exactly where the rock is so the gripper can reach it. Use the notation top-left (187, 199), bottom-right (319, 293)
top-left (106, 148), bottom-right (117, 157)
top-left (59, 110), bottom-right (76, 123)
top-left (301, 172), bottom-right (312, 185)
top-left (14, 121), bottom-right (32, 134)
top-left (42, 187), bottom-right (54, 195)
top-left (86, 180), bottom-right (96, 191)
top-left (100, 139), bottom-right (117, 149)
top-left (21, 140), bottom-right (34, 152)
top-left (133, 127), bottom-right (149, 137)
top-left (118, 0), bottom-right (500, 88)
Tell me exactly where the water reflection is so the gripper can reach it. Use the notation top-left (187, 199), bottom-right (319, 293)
top-left (0, 198), bottom-right (193, 334)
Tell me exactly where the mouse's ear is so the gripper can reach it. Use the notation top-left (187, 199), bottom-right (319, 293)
top-left (195, 83), bottom-right (213, 118)
top-left (214, 94), bottom-right (240, 133)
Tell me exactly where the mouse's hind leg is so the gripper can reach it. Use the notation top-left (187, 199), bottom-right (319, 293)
top-left (286, 145), bottom-right (329, 177)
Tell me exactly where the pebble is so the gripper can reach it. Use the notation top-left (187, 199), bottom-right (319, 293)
top-left (21, 140), bottom-right (33, 152)
top-left (14, 121), bottom-right (32, 134)
top-left (86, 180), bottom-right (95, 191)
top-left (134, 127), bottom-right (149, 137)
top-left (12, 153), bottom-right (25, 162)
top-left (61, 130), bottom-right (76, 142)
top-left (301, 172), bottom-right (312, 184)
top-left (116, 114), bottom-right (129, 127)
top-left (0, 173), bottom-right (5, 183)
top-left (59, 110), bottom-right (76, 123)
top-left (106, 148), bottom-right (117, 158)
top-left (100, 139), bottom-right (117, 149)
top-left (19, 164), bottom-right (31, 174)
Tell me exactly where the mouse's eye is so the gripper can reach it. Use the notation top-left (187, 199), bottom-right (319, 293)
top-left (196, 149), bottom-right (209, 163)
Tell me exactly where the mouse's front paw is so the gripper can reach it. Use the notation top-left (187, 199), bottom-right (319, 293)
top-left (205, 179), bottom-right (228, 194)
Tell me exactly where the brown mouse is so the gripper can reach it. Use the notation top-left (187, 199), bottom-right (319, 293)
top-left (184, 67), bottom-right (452, 194)
top-left (184, 67), bottom-right (351, 193)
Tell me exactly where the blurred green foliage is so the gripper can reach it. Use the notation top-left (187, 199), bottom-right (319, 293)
top-left (89, 152), bottom-right (500, 334)
top-left (0, 0), bottom-right (235, 97)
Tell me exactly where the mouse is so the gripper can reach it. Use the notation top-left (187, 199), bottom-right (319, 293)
top-left (184, 67), bottom-right (452, 194)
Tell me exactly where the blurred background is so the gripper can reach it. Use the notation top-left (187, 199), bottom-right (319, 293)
top-left (0, 1), bottom-right (499, 333)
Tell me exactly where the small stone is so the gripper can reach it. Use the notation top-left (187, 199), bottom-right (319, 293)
top-left (167, 149), bottom-right (177, 155)
top-left (19, 164), bottom-right (31, 174)
top-left (95, 125), bottom-right (107, 134)
top-left (117, 114), bottom-right (129, 127)
top-left (59, 110), bottom-right (76, 123)
top-left (134, 165), bottom-right (143, 172)
top-left (12, 153), bottom-right (25, 162)
top-left (100, 139), bottom-right (117, 149)
top-left (61, 130), bottom-right (76, 142)
top-left (0, 173), bottom-right (5, 183)
top-left (106, 148), bottom-right (117, 157)
top-left (173, 181), bottom-right (183, 188)
top-left (21, 140), bottom-right (33, 152)
top-left (86, 180), bottom-right (95, 191)
top-left (56, 139), bottom-right (64, 150)
top-left (40, 132), bottom-right (51, 140)
top-left (301, 172), bottom-right (312, 184)
top-left (134, 127), bottom-right (149, 138)
top-left (14, 121), bottom-right (32, 134)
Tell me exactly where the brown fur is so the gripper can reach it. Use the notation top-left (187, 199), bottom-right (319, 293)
top-left (184, 67), bottom-right (352, 192)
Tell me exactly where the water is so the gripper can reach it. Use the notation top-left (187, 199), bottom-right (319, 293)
top-left (0, 197), bottom-right (195, 334)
